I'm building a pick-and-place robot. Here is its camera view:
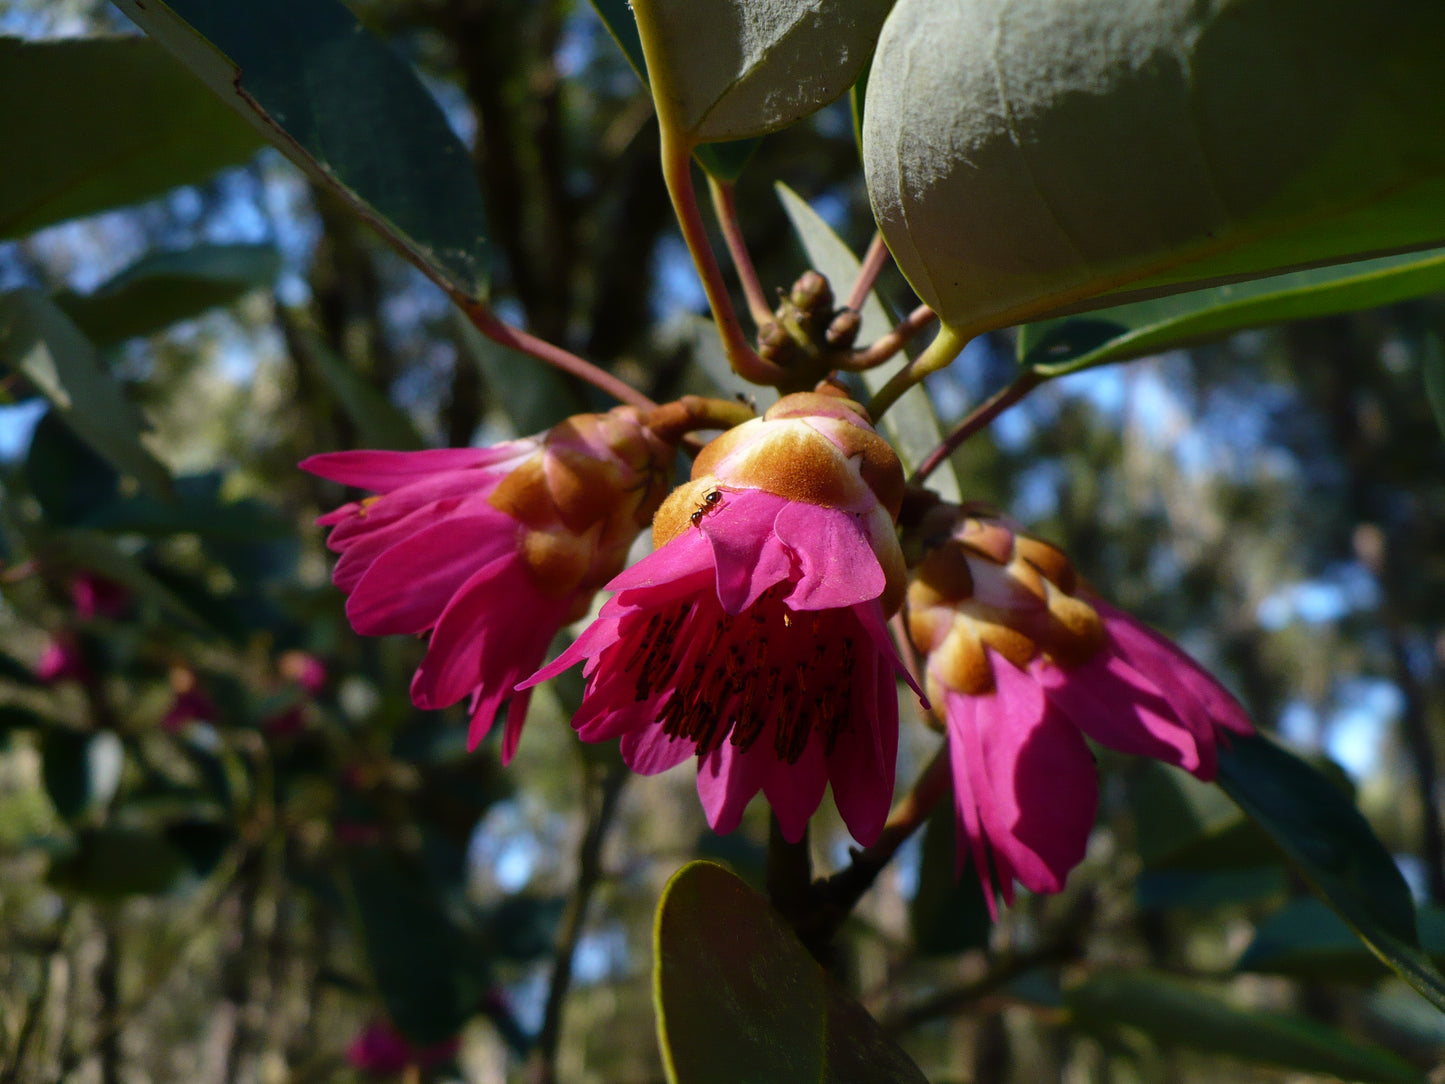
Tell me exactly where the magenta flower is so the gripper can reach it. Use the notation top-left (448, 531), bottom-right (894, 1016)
top-left (346, 1019), bottom-right (458, 1077)
top-left (71, 574), bottom-right (129, 620)
top-left (35, 636), bottom-right (86, 685)
top-left (301, 408), bottom-right (675, 760)
top-left (905, 506), bottom-right (1253, 915)
top-left (523, 391), bottom-right (922, 845)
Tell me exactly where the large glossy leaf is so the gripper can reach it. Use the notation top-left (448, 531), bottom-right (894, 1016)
top-left (55, 243), bottom-right (280, 348)
top-left (587, 0), bottom-right (759, 180)
top-left (114, 0), bottom-right (491, 301)
top-left (1125, 760), bottom-right (1278, 872)
top-left (342, 846), bottom-right (489, 1046)
top-left (1066, 969), bottom-right (1424, 1084)
top-left (654, 861), bottom-right (927, 1084)
top-left (630, 0), bottom-right (892, 144)
top-left (1218, 733), bottom-right (1445, 1011)
top-left (1019, 250), bottom-right (1445, 376)
top-left (865, 0), bottom-right (1445, 339)
top-left (775, 183), bottom-right (960, 500)
top-left (0, 36), bottom-right (262, 239)
top-left (0, 289), bottom-right (172, 500)
top-left (1239, 897), bottom-right (1445, 986)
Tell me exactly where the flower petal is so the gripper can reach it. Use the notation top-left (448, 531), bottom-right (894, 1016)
top-left (826, 644), bottom-right (896, 845)
top-left (701, 491), bottom-right (795, 614)
top-left (301, 445), bottom-right (534, 492)
top-left (347, 512), bottom-right (516, 635)
top-left (772, 502), bottom-right (885, 611)
top-left (621, 726), bottom-right (696, 775)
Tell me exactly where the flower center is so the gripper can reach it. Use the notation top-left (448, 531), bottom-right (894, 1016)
top-left (624, 583), bottom-right (857, 763)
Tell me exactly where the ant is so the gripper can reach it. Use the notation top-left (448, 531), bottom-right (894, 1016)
top-left (689, 488), bottom-right (722, 528)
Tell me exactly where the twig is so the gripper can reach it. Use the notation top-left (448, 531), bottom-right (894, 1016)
top-left (839, 305), bottom-right (938, 371)
top-left (846, 233), bottom-right (891, 313)
top-left (461, 301), bottom-right (657, 411)
top-left (657, 131), bottom-right (790, 388)
top-left (878, 939), bottom-right (1075, 1035)
top-left (0, 911), bottom-right (68, 1084)
top-left (529, 761), bottom-right (628, 1084)
top-left (910, 370), bottom-right (1047, 485)
top-left (767, 817), bottom-right (815, 941)
top-left (707, 176), bottom-right (773, 330)
top-left (865, 324), bottom-right (968, 422)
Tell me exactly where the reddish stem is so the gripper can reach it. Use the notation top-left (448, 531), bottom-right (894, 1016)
top-left (846, 233), bottom-right (891, 313)
top-left (839, 304), bottom-right (938, 371)
top-left (708, 176), bottom-right (773, 330)
top-left (910, 371), bottom-right (1045, 485)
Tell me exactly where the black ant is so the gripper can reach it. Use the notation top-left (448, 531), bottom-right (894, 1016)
top-left (689, 488), bottom-right (722, 528)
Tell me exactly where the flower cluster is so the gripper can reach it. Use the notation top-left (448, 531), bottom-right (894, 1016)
top-left (307, 389), bottom-right (1253, 907)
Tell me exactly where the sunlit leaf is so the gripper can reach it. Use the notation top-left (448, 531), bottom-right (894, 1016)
top-left (1067, 969), bottom-right (1424, 1084)
top-left (1019, 250), bottom-right (1445, 377)
top-left (775, 182), bottom-right (959, 499)
top-left (1, 288), bottom-right (172, 501)
top-left (655, 861), bottom-right (927, 1084)
top-left (865, 0), bottom-right (1445, 338)
top-left (55, 243), bottom-right (280, 348)
top-left (587, 0), bottom-right (759, 180)
top-left (1218, 733), bottom-right (1445, 1011)
top-left (630, 0), bottom-right (892, 144)
top-left (114, 0), bottom-right (491, 300)
top-left (0, 35), bottom-right (262, 239)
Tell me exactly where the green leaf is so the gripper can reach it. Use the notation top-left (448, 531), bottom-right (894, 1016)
top-left (80, 479), bottom-right (292, 540)
top-left (44, 530), bottom-right (210, 632)
top-left (114, 0), bottom-right (491, 301)
top-left (0, 36), bottom-right (262, 238)
top-left (630, 0), bottom-right (892, 144)
top-left (865, 0), bottom-right (1445, 339)
top-left (25, 412), bottom-right (121, 528)
top-left (54, 243), bottom-right (280, 348)
top-left (48, 827), bottom-right (188, 899)
top-left (1126, 760), bottom-right (1279, 872)
top-left (909, 804), bottom-right (991, 957)
top-left (1135, 868), bottom-right (1286, 913)
top-left (1066, 969), bottom-right (1425, 1084)
top-left (775, 182), bottom-right (960, 499)
top-left (342, 846), bottom-right (489, 1046)
top-left (1019, 250), bottom-right (1445, 377)
top-left (1, 289), bottom-right (172, 501)
top-left (41, 729), bottom-right (123, 823)
top-left (292, 323), bottom-right (425, 450)
top-left (1217, 733), bottom-right (1445, 1011)
top-left (587, 0), bottom-right (759, 180)
top-left (655, 861), bottom-right (927, 1084)
top-left (453, 312), bottom-right (584, 437)
top-left (1239, 897), bottom-right (1445, 986)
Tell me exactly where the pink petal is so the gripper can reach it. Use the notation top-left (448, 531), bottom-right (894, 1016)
top-left (1097, 602), bottom-right (1254, 740)
top-left (621, 726), bottom-right (696, 775)
top-left (946, 654), bottom-right (1097, 912)
top-left (1036, 653), bottom-right (1204, 774)
top-left (772, 502), bottom-right (885, 611)
top-left (825, 646), bottom-right (896, 845)
top-left (499, 689), bottom-right (534, 763)
top-left (347, 513), bottom-right (517, 635)
top-left (697, 739), bottom-right (769, 836)
top-left (300, 445), bottom-right (533, 492)
top-left (700, 491), bottom-right (795, 614)
top-left (761, 735), bottom-right (829, 843)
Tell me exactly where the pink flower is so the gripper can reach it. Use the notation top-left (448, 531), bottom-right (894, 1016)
top-left (71, 575), bottom-right (129, 620)
top-left (905, 505), bottom-right (1254, 915)
top-left (279, 650), bottom-right (328, 695)
top-left (162, 670), bottom-right (217, 732)
top-left (523, 391), bottom-right (922, 845)
top-left (301, 408), bottom-right (676, 761)
top-left (35, 636), bottom-right (86, 684)
top-left (346, 1019), bottom-right (458, 1077)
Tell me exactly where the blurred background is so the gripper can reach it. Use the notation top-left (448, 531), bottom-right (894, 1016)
top-left (2, 1), bottom-right (1444, 1081)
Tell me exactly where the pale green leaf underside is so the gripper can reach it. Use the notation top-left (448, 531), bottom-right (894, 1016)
top-left (865, 0), bottom-right (1445, 337)
top-left (633, 0), bottom-right (892, 143)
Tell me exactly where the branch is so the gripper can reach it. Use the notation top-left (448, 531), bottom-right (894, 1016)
top-left (846, 233), bottom-right (891, 313)
top-left (529, 761), bottom-right (628, 1084)
top-left (865, 324), bottom-right (968, 422)
top-left (461, 301), bottom-right (657, 411)
top-left (707, 176), bottom-right (773, 330)
top-left (910, 370), bottom-right (1047, 485)
top-left (838, 305), bottom-right (937, 372)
